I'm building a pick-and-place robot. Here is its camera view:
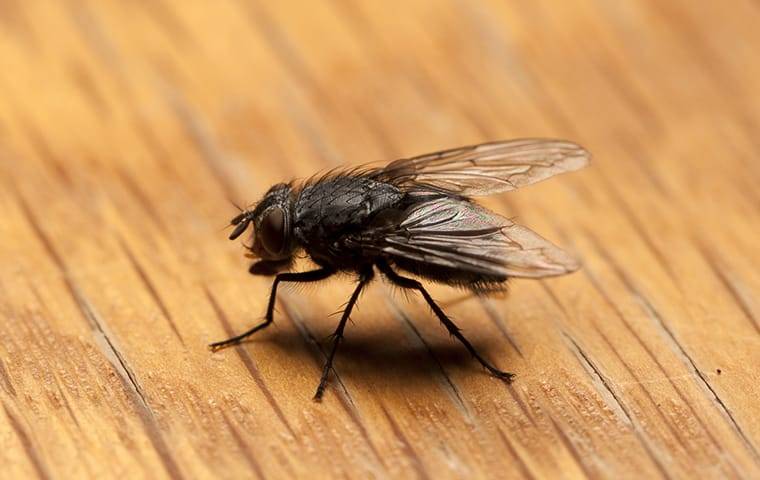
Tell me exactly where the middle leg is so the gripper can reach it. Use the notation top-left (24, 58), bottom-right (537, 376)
top-left (314, 266), bottom-right (375, 401)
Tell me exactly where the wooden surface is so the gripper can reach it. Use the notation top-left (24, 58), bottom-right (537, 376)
top-left (1, 1), bottom-right (759, 478)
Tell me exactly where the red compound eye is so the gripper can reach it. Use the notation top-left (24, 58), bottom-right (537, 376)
top-left (259, 207), bottom-right (285, 255)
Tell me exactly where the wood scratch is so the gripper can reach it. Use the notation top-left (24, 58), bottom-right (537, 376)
top-left (164, 87), bottom-right (241, 201)
top-left (26, 283), bottom-right (83, 431)
top-left (549, 416), bottom-right (594, 480)
top-left (561, 331), bottom-right (672, 479)
top-left (693, 239), bottom-right (760, 335)
top-left (587, 230), bottom-right (760, 463)
top-left (594, 327), bottom-right (691, 455)
top-left (2, 402), bottom-right (53, 480)
top-left (478, 297), bottom-right (524, 358)
top-left (379, 402), bottom-right (432, 480)
top-left (595, 173), bottom-right (681, 286)
top-left (114, 168), bottom-right (170, 235)
top-left (118, 237), bottom-right (184, 344)
top-left (544, 279), bottom-right (671, 477)
top-left (495, 427), bottom-right (537, 480)
top-left (0, 358), bottom-right (17, 397)
top-left (585, 281), bottom-right (738, 474)
top-left (637, 290), bottom-right (760, 463)
top-left (579, 257), bottom-right (693, 454)
top-left (19, 119), bottom-right (73, 187)
top-left (220, 411), bottom-right (266, 480)
top-left (240, 0), bottom-right (347, 167)
top-left (13, 189), bottom-right (185, 480)
top-left (82, 293), bottom-right (186, 480)
top-left (203, 286), bottom-right (298, 439)
top-left (383, 294), bottom-right (474, 421)
top-left (277, 295), bottom-right (390, 470)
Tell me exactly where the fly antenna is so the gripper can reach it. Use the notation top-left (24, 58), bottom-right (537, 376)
top-left (229, 215), bottom-right (252, 240)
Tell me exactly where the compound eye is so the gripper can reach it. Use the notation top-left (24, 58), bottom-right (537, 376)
top-left (259, 207), bottom-right (285, 255)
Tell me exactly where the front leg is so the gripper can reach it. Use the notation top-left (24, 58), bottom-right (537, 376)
top-left (209, 267), bottom-right (334, 351)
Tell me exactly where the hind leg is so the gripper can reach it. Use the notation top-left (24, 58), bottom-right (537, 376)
top-left (376, 260), bottom-right (514, 382)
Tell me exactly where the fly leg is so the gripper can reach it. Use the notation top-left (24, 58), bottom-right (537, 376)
top-left (376, 260), bottom-right (515, 382)
top-left (314, 266), bottom-right (374, 401)
top-left (209, 267), bottom-right (334, 351)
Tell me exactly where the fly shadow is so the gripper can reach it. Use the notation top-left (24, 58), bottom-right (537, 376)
top-left (227, 313), bottom-right (519, 393)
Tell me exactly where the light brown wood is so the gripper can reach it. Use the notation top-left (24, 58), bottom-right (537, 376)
top-left (1, 1), bottom-right (759, 478)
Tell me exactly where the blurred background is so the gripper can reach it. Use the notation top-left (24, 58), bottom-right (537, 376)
top-left (1, 1), bottom-right (759, 479)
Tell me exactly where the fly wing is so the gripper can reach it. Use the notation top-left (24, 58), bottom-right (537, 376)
top-left (373, 139), bottom-right (590, 196)
top-left (354, 197), bottom-right (579, 278)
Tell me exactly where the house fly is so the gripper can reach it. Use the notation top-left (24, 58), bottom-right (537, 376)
top-left (210, 139), bottom-right (590, 400)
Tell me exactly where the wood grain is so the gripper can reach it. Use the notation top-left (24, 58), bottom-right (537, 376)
top-left (1, 1), bottom-right (759, 478)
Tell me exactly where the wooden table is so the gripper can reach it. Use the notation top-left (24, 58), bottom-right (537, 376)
top-left (1, 1), bottom-right (759, 478)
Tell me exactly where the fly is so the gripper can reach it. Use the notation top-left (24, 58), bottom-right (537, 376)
top-left (210, 139), bottom-right (590, 400)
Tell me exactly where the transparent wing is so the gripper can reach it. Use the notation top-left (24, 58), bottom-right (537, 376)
top-left (373, 138), bottom-right (590, 196)
top-left (354, 198), bottom-right (579, 278)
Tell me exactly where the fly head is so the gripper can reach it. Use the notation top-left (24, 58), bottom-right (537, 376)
top-left (229, 183), bottom-right (296, 262)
